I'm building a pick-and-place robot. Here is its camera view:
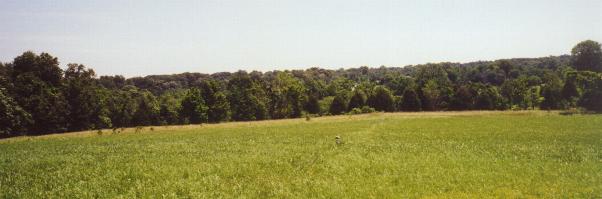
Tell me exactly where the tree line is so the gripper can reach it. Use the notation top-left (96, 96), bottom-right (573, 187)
top-left (1, 40), bottom-right (602, 136)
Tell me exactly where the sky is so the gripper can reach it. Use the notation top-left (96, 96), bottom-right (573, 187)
top-left (1, 0), bottom-right (601, 77)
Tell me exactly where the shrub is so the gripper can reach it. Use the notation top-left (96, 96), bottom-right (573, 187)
top-left (329, 94), bottom-right (348, 115)
top-left (360, 106), bottom-right (376, 113)
top-left (560, 108), bottom-right (582, 115)
top-left (348, 108), bottom-right (363, 115)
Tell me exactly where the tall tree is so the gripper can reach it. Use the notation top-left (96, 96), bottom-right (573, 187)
top-left (107, 86), bottom-right (139, 127)
top-left (267, 72), bottom-right (306, 119)
top-left (0, 87), bottom-right (31, 136)
top-left (158, 91), bottom-right (182, 125)
top-left (227, 71), bottom-right (268, 121)
top-left (540, 73), bottom-right (563, 110)
top-left (304, 95), bottom-right (320, 114)
top-left (200, 80), bottom-right (230, 123)
top-left (10, 52), bottom-right (68, 134)
top-left (132, 90), bottom-right (160, 126)
top-left (501, 77), bottom-right (528, 109)
top-left (326, 77), bottom-right (354, 96)
top-left (578, 77), bottom-right (602, 112)
top-left (180, 88), bottom-right (208, 124)
top-left (347, 90), bottom-right (367, 111)
top-left (474, 84), bottom-right (503, 110)
top-left (449, 85), bottom-right (475, 110)
top-left (367, 86), bottom-right (395, 112)
top-left (329, 93), bottom-right (348, 115)
top-left (497, 60), bottom-right (513, 77)
top-left (562, 76), bottom-right (580, 106)
top-left (415, 64), bottom-right (453, 110)
top-left (64, 63), bottom-right (104, 131)
top-left (384, 74), bottom-right (415, 96)
top-left (577, 72), bottom-right (602, 112)
top-left (400, 88), bottom-right (421, 111)
top-left (421, 80), bottom-right (442, 111)
top-left (525, 86), bottom-right (543, 110)
top-left (571, 40), bottom-right (602, 72)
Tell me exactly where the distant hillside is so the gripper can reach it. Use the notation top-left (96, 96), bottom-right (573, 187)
top-left (113, 55), bottom-right (572, 95)
top-left (1, 40), bottom-right (600, 136)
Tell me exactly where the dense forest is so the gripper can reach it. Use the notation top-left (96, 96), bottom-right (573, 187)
top-left (1, 40), bottom-right (601, 136)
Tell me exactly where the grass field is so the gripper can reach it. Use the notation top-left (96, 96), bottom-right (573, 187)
top-left (0, 111), bottom-right (601, 198)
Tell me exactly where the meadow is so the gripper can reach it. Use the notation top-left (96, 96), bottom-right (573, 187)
top-left (0, 111), bottom-right (600, 198)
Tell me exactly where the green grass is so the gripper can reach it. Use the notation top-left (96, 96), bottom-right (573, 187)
top-left (1, 111), bottom-right (601, 198)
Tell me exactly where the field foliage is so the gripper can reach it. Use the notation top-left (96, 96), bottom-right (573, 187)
top-left (0, 111), bottom-right (601, 198)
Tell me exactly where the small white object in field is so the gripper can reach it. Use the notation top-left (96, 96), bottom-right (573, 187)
top-left (335, 136), bottom-right (342, 145)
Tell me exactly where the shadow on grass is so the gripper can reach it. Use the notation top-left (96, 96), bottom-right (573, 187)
top-left (559, 109), bottom-right (601, 116)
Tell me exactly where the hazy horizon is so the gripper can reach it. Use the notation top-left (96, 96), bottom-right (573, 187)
top-left (1, 0), bottom-right (601, 77)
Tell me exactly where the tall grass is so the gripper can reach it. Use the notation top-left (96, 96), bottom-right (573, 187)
top-left (0, 111), bottom-right (600, 198)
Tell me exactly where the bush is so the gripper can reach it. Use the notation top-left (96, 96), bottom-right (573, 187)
top-left (348, 108), bottom-right (363, 115)
top-left (560, 108), bottom-right (582, 115)
top-left (346, 106), bottom-right (376, 115)
top-left (360, 106), bottom-right (376, 113)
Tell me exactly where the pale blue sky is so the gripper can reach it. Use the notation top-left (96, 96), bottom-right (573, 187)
top-left (1, 0), bottom-right (601, 77)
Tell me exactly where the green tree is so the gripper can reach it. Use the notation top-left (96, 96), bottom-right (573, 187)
top-left (318, 96), bottom-right (334, 115)
top-left (501, 77), bottom-right (528, 109)
top-left (10, 52), bottom-right (68, 134)
top-left (348, 90), bottom-right (367, 111)
top-left (562, 77), bottom-right (579, 106)
top-left (367, 86), bottom-right (395, 112)
top-left (180, 88), bottom-right (208, 124)
top-left (228, 71), bottom-right (268, 121)
top-left (64, 63), bottom-right (104, 131)
top-left (304, 95), bottom-right (320, 114)
top-left (400, 88), bottom-right (421, 111)
top-left (449, 85), bottom-right (475, 110)
top-left (571, 40), bottom-right (602, 72)
top-left (525, 86), bottom-right (543, 110)
top-left (540, 74), bottom-right (563, 110)
top-left (132, 90), bottom-right (160, 126)
top-left (0, 88), bottom-right (31, 136)
top-left (200, 80), bottom-right (230, 123)
top-left (474, 85), bottom-right (503, 110)
top-left (158, 91), bottom-right (182, 125)
top-left (304, 79), bottom-right (328, 99)
top-left (421, 80), bottom-right (441, 111)
top-left (107, 86), bottom-right (138, 127)
top-left (326, 77), bottom-right (354, 96)
top-left (268, 72), bottom-right (306, 119)
top-left (384, 74), bottom-right (415, 96)
top-left (577, 73), bottom-right (602, 112)
top-left (415, 64), bottom-right (453, 110)
top-left (497, 60), bottom-right (513, 77)
top-left (329, 93), bottom-right (348, 115)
